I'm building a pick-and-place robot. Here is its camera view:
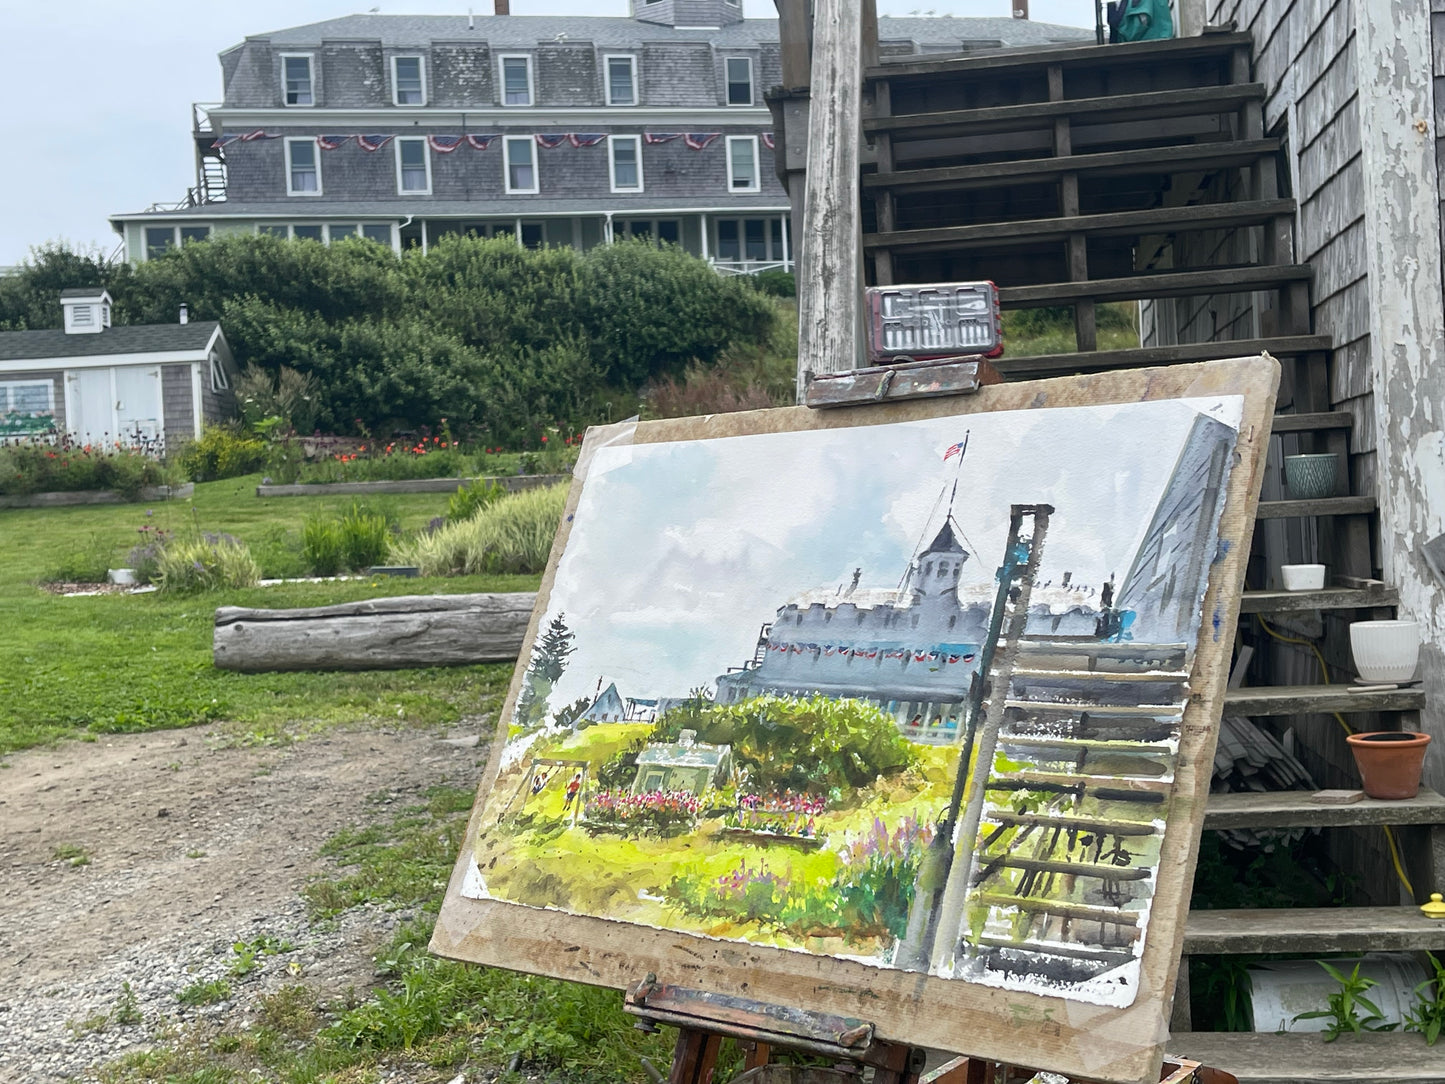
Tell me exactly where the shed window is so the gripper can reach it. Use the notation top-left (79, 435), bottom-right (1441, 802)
top-left (209, 354), bottom-right (230, 392)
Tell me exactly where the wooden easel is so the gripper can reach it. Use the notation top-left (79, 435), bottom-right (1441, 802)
top-left (623, 976), bottom-right (1224, 1084)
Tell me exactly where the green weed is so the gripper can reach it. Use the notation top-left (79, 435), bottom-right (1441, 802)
top-left (1293, 960), bottom-right (1400, 1040)
top-left (52, 842), bottom-right (91, 867)
top-left (176, 978), bottom-right (231, 1006)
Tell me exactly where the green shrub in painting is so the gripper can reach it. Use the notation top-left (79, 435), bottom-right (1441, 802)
top-left (174, 424), bottom-right (270, 482)
top-left (155, 534), bottom-right (261, 593)
top-left (651, 694), bottom-right (916, 792)
top-left (395, 483), bottom-right (567, 576)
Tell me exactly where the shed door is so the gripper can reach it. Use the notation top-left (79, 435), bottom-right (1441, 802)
top-left (114, 366), bottom-right (163, 446)
top-left (70, 369), bottom-right (114, 444)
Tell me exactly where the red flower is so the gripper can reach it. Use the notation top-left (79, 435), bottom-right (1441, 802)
top-left (540, 436), bottom-right (548, 443)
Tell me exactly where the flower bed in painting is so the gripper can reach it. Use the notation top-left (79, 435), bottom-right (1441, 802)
top-left (723, 792), bottom-right (827, 839)
top-left (581, 788), bottom-right (701, 836)
top-left (665, 815), bottom-right (935, 945)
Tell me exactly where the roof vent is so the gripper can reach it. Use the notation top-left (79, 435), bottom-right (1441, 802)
top-left (179, 303), bottom-right (189, 325)
top-left (60, 288), bottom-right (111, 336)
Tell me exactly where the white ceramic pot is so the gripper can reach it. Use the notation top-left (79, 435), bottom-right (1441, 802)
top-left (1349, 619), bottom-right (1421, 683)
top-left (1280, 564), bottom-right (1326, 591)
top-left (107, 568), bottom-right (137, 586)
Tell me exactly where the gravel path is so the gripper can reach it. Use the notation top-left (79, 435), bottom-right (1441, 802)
top-left (0, 722), bottom-right (487, 1083)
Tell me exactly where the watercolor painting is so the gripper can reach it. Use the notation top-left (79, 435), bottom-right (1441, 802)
top-left (462, 395), bottom-right (1242, 1009)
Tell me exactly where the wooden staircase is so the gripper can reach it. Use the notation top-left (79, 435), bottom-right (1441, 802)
top-left (856, 31), bottom-right (1443, 1083)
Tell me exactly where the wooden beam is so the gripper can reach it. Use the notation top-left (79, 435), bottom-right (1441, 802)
top-left (774, 0), bottom-right (812, 91)
top-left (1239, 584), bottom-right (1397, 613)
top-left (991, 335), bottom-right (1332, 378)
top-left (864, 139), bottom-right (1281, 193)
top-left (865, 83), bottom-right (1267, 138)
top-left (1168, 1030), bottom-right (1445, 1083)
top-left (868, 31), bottom-right (1253, 81)
top-left (1222, 683), bottom-right (1425, 716)
top-left (998, 264), bottom-right (1312, 308)
top-left (1204, 787), bottom-right (1445, 830)
top-left (1255, 495), bottom-right (1377, 518)
top-left (796, 0), bottom-right (863, 399)
top-left (1183, 906), bottom-right (1445, 955)
top-left (863, 199), bottom-right (1298, 253)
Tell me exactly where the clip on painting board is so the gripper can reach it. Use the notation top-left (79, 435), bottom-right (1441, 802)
top-left (805, 282), bottom-right (1005, 410)
top-left (432, 357), bottom-right (1277, 1084)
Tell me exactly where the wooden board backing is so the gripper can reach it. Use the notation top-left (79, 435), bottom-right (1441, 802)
top-left (431, 357), bottom-right (1280, 1084)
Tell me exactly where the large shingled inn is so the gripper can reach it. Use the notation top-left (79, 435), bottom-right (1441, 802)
top-left (108, 1), bottom-right (1089, 271)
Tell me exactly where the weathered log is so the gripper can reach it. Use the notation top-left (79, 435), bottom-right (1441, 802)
top-left (213, 592), bottom-right (536, 672)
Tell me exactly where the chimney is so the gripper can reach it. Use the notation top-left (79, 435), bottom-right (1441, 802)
top-left (1012, 0), bottom-right (1029, 17)
top-left (179, 303), bottom-right (189, 325)
top-left (494, 0), bottom-right (509, 13)
top-left (467, 7), bottom-right (475, 29)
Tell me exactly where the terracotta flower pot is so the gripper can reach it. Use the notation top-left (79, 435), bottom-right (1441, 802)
top-left (1346, 731), bottom-right (1432, 800)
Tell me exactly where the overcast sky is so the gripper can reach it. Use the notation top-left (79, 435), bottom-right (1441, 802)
top-left (0, 0), bottom-right (1090, 268)
top-left (536, 396), bottom-right (1241, 715)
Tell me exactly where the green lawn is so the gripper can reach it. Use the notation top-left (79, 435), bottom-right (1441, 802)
top-left (0, 474), bottom-right (539, 756)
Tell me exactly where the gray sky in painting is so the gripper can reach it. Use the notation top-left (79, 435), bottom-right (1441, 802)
top-left (0, 0), bottom-right (1091, 267)
top-left (539, 396), bottom-right (1244, 713)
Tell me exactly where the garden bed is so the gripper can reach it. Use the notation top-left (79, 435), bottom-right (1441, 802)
top-left (0, 483), bottom-right (193, 509)
top-left (255, 474), bottom-right (568, 498)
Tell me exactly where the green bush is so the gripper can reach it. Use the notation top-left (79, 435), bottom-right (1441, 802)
top-left (174, 424), bottom-right (270, 482)
top-left (750, 270), bottom-right (796, 298)
top-left (40, 532), bottom-right (119, 584)
top-left (302, 501), bottom-right (394, 575)
top-left (234, 363), bottom-right (320, 434)
top-left (155, 534), bottom-right (261, 593)
top-left (395, 483), bottom-right (567, 576)
top-left (0, 439), bottom-right (174, 497)
top-left (445, 478), bottom-right (506, 524)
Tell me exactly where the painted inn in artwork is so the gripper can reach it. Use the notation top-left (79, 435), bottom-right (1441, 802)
top-left (457, 390), bottom-right (1246, 1014)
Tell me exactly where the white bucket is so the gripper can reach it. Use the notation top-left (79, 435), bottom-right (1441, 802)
top-left (1280, 564), bottom-right (1326, 591)
top-left (107, 568), bottom-right (137, 586)
top-left (1248, 953), bottom-right (1427, 1033)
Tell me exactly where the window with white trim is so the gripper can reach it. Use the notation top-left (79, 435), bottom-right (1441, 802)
top-left (258, 224), bottom-right (289, 238)
top-left (726, 136), bottom-right (759, 192)
top-left (209, 354), bottom-right (230, 392)
top-left (396, 137), bottom-right (432, 194)
top-left (605, 55), bottom-right (637, 106)
top-left (620, 218), bottom-right (680, 245)
top-left (361, 223), bottom-right (394, 244)
top-left (281, 54), bottom-right (314, 106)
top-left (145, 227), bottom-right (175, 259)
top-left (286, 138), bottom-right (321, 195)
top-left (725, 57), bottom-right (753, 106)
top-left (0, 380), bottom-right (55, 437)
top-left (715, 218), bottom-right (785, 262)
top-left (608, 135), bottom-right (642, 193)
top-left (392, 55), bottom-right (425, 105)
top-left (504, 136), bottom-right (538, 193)
top-left (291, 224), bottom-right (323, 241)
top-left (500, 55), bottom-right (533, 106)
top-left (180, 225), bottom-right (211, 244)
top-left (328, 224), bottom-right (359, 241)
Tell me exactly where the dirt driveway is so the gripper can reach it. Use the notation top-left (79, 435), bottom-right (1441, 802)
top-left (0, 722), bottom-right (487, 1082)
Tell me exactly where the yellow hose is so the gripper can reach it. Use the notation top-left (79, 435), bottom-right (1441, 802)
top-left (1252, 614), bottom-right (1415, 898)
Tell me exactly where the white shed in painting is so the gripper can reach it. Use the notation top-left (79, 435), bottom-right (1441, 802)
top-left (0, 289), bottom-right (236, 450)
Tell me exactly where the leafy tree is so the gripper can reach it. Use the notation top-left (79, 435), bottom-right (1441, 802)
top-left (652, 693), bottom-right (916, 792)
top-left (0, 244), bottom-right (131, 331)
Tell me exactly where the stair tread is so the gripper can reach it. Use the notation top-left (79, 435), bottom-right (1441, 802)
top-left (1239, 585), bottom-right (1398, 613)
top-left (1184, 906), bottom-right (1445, 954)
top-left (865, 139), bottom-right (1281, 192)
top-left (1270, 410), bottom-right (1355, 432)
top-left (993, 336), bottom-right (1331, 378)
top-left (1204, 787), bottom-right (1445, 829)
top-left (864, 199), bottom-right (1297, 253)
top-left (868, 31), bottom-right (1255, 81)
top-left (865, 82), bottom-right (1267, 137)
top-left (998, 265), bottom-right (1312, 308)
top-left (1256, 496), bottom-right (1377, 517)
top-left (1224, 683), bottom-right (1424, 715)
top-left (1167, 1030), bottom-right (1444, 1083)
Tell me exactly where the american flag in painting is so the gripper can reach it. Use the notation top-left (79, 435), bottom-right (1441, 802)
top-left (569, 133), bottom-right (607, 147)
top-left (644, 132), bottom-right (682, 144)
top-left (316, 134), bottom-right (352, 150)
top-left (535, 133), bottom-right (569, 149)
top-left (943, 440), bottom-right (967, 461)
top-left (357, 134), bottom-right (394, 152)
top-left (427, 135), bottom-right (464, 153)
top-left (683, 132), bottom-right (720, 150)
top-left (465, 134), bottom-right (498, 150)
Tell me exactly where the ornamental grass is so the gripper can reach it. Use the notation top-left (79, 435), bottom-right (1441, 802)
top-left (395, 483), bottom-right (567, 576)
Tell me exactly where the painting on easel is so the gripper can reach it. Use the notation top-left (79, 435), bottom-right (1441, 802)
top-left (435, 360), bottom-right (1277, 1081)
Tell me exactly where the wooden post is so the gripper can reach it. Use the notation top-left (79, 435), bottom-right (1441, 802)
top-left (796, 0), bottom-right (864, 401)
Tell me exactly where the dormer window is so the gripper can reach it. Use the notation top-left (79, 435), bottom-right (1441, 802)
top-left (282, 54), bottom-right (314, 106)
top-left (500, 55), bottom-right (533, 106)
top-left (392, 56), bottom-right (425, 105)
top-left (605, 55), bottom-right (637, 105)
top-left (725, 57), bottom-right (753, 106)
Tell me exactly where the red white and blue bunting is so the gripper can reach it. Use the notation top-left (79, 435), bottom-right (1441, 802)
top-left (213, 130), bottom-right (281, 147)
top-left (283, 131), bottom-right (775, 153)
top-left (766, 643), bottom-right (977, 664)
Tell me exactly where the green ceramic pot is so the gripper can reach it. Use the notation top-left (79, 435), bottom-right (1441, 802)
top-left (1283, 453), bottom-right (1338, 500)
